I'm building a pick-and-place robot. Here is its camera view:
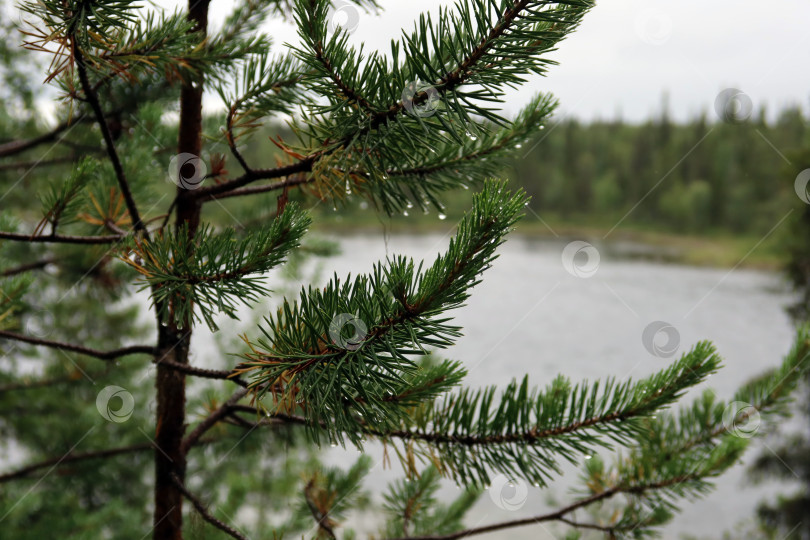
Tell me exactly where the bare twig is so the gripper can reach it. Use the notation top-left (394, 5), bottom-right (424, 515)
top-left (1, 257), bottom-right (57, 276)
top-left (170, 473), bottom-right (248, 540)
top-left (154, 357), bottom-right (247, 387)
top-left (304, 478), bottom-right (337, 539)
top-left (0, 442), bottom-right (153, 483)
top-left (181, 388), bottom-right (249, 455)
top-left (0, 330), bottom-right (155, 360)
top-left (74, 46), bottom-right (148, 238)
top-left (384, 476), bottom-right (697, 540)
top-left (191, 158), bottom-right (315, 200)
top-left (203, 174), bottom-right (314, 201)
top-left (0, 156), bottom-right (78, 172)
top-left (0, 230), bottom-right (124, 244)
top-left (0, 374), bottom-right (82, 393)
top-left (0, 439), bottom-right (217, 483)
top-left (0, 117), bottom-right (87, 159)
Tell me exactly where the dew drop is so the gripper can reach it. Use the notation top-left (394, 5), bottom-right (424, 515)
top-left (515, 143), bottom-right (522, 149)
top-left (438, 213), bottom-right (447, 220)
top-left (403, 211), bottom-right (409, 216)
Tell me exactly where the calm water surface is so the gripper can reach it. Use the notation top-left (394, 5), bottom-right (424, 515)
top-left (256, 232), bottom-right (799, 539)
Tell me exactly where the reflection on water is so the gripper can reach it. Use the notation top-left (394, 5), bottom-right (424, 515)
top-left (206, 232), bottom-right (799, 538)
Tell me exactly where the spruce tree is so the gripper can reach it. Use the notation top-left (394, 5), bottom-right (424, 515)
top-left (0, 1), bottom-right (808, 539)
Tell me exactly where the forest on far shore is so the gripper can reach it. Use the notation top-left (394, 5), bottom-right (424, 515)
top-left (514, 105), bottom-right (807, 236)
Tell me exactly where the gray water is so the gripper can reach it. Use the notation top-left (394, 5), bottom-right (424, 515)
top-left (259, 232), bottom-right (800, 539)
top-left (188, 231), bottom-right (803, 539)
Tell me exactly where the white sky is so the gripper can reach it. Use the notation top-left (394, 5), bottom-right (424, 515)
top-left (199, 0), bottom-right (810, 123)
top-left (9, 1), bottom-right (807, 122)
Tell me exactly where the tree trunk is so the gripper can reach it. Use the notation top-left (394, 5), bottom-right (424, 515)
top-left (152, 2), bottom-right (209, 538)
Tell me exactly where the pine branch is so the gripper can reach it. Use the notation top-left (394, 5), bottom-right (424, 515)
top-left (559, 328), bottom-right (810, 537)
top-left (304, 478), bottom-right (338, 539)
top-left (235, 182), bottom-right (526, 444)
top-left (203, 92), bottom-right (551, 209)
top-left (298, 456), bottom-right (373, 538)
top-left (35, 156), bottom-right (97, 235)
top-left (170, 473), bottom-right (248, 540)
top-left (382, 467), bottom-right (480, 538)
top-left (260, 0), bottom-right (591, 212)
top-left (123, 203), bottom-right (310, 329)
top-left (0, 329), bottom-right (156, 360)
top-left (365, 342), bottom-right (720, 486)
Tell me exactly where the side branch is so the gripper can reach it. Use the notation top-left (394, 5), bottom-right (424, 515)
top-left (181, 388), bottom-right (249, 454)
top-left (155, 357), bottom-right (247, 387)
top-left (0, 330), bottom-right (156, 360)
top-left (0, 231), bottom-right (124, 244)
top-left (0, 439), bottom-right (217, 483)
top-left (73, 46), bottom-right (148, 237)
top-left (1, 257), bottom-right (57, 277)
top-left (170, 473), bottom-right (248, 540)
top-left (0, 117), bottom-right (85, 159)
top-left (190, 158), bottom-right (315, 200)
top-left (201, 174), bottom-right (314, 201)
top-left (385, 476), bottom-right (696, 540)
top-left (0, 442), bottom-right (153, 483)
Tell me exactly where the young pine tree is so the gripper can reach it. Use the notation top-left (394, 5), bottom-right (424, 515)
top-left (0, 1), bottom-right (808, 539)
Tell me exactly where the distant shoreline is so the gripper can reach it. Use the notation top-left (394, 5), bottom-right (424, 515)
top-left (311, 218), bottom-right (785, 271)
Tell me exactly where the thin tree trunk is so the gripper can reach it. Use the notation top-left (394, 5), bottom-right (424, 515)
top-left (153, 2), bottom-right (209, 538)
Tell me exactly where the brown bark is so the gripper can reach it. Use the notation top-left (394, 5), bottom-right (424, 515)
top-left (152, 1), bottom-right (210, 539)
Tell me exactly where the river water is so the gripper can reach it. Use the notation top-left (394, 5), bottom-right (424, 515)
top-left (190, 231), bottom-right (802, 539)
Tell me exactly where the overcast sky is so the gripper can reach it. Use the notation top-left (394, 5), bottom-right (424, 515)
top-left (202, 0), bottom-right (810, 122)
top-left (11, 1), bottom-right (771, 123)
